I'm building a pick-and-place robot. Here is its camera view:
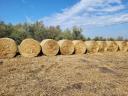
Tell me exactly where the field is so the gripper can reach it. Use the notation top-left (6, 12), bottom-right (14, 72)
top-left (0, 52), bottom-right (128, 96)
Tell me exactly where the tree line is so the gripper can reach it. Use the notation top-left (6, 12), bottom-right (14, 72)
top-left (0, 21), bottom-right (127, 44)
top-left (0, 21), bottom-right (85, 44)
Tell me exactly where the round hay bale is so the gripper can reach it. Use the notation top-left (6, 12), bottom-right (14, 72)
top-left (85, 41), bottom-right (99, 53)
top-left (19, 38), bottom-right (41, 57)
top-left (58, 40), bottom-right (74, 55)
top-left (116, 41), bottom-right (128, 52)
top-left (73, 40), bottom-right (86, 54)
top-left (40, 39), bottom-right (59, 56)
top-left (105, 41), bottom-right (118, 52)
top-left (97, 41), bottom-right (107, 52)
top-left (0, 38), bottom-right (17, 59)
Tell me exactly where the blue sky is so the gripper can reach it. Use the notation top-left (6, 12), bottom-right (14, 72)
top-left (0, 0), bottom-right (78, 23)
top-left (0, 0), bottom-right (128, 38)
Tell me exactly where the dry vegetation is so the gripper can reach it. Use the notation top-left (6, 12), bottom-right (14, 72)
top-left (73, 40), bottom-right (86, 54)
top-left (19, 38), bottom-right (41, 57)
top-left (0, 52), bottom-right (128, 96)
top-left (0, 38), bottom-right (17, 59)
top-left (58, 40), bottom-right (74, 55)
top-left (105, 41), bottom-right (118, 52)
top-left (85, 41), bottom-right (99, 53)
top-left (40, 39), bottom-right (59, 56)
top-left (116, 41), bottom-right (128, 52)
top-left (97, 41), bottom-right (107, 52)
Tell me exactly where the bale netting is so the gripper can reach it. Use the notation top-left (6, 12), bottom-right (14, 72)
top-left (0, 38), bottom-right (17, 59)
top-left (19, 38), bottom-right (41, 57)
top-left (97, 41), bottom-right (107, 52)
top-left (116, 41), bottom-right (128, 52)
top-left (58, 40), bottom-right (74, 55)
top-left (85, 41), bottom-right (99, 53)
top-left (73, 40), bottom-right (86, 54)
top-left (40, 39), bottom-right (59, 56)
top-left (105, 41), bottom-right (118, 52)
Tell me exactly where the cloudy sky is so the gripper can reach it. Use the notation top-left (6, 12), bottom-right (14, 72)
top-left (0, 0), bottom-right (128, 38)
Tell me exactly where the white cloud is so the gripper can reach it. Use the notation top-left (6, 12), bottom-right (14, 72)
top-left (40, 0), bottom-right (128, 29)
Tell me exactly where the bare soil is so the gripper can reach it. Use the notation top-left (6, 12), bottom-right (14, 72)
top-left (0, 52), bottom-right (128, 96)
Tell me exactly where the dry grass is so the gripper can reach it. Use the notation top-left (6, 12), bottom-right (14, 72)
top-left (0, 52), bottom-right (128, 96)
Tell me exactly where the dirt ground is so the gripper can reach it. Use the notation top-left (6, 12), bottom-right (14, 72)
top-left (0, 52), bottom-right (128, 96)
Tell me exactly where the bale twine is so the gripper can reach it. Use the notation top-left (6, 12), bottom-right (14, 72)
top-left (58, 40), bottom-right (74, 55)
top-left (116, 41), bottom-right (128, 52)
top-left (73, 40), bottom-right (86, 54)
top-left (105, 41), bottom-right (118, 52)
top-left (40, 39), bottom-right (59, 56)
top-left (0, 38), bottom-right (17, 59)
top-left (97, 41), bottom-right (107, 52)
top-left (19, 38), bottom-right (41, 57)
top-left (85, 41), bottom-right (99, 53)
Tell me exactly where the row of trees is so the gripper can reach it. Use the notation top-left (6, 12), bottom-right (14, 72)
top-left (89, 36), bottom-right (127, 41)
top-left (0, 21), bottom-right (127, 44)
top-left (0, 21), bottom-right (85, 44)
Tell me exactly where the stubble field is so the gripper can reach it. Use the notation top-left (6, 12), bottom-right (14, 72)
top-left (0, 52), bottom-right (128, 96)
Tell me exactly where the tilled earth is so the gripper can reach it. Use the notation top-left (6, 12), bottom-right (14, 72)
top-left (0, 52), bottom-right (128, 96)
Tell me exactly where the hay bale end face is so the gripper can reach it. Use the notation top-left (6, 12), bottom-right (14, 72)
top-left (0, 38), bottom-right (17, 59)
top-left (116, 41), bottom-right (128, 52)
top-left (85, 41), bottom-right (99, 53)
top-left (105, 41), bottom-right (118, 52)
top-left (58, 40), bottom-right (74, 55)
top-left (19, 38), bottom-right (41, 57)
top-left (97, 41), bottom-right (107, 52)
top-left (40, 39), bottom-right (59, 56)
top-left (73, 40), bottom-right (86, 54)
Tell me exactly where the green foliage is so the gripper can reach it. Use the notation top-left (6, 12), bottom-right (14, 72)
top-left (9, 27), bottom-right (28, 44)
top-left (116, 36), bottom-right (124, 41)
top-left (107, 37), bottom-right (115, 41)
top-left (56, 28), bottom-right (73, 40)
top-left (1, 20), bottom-right (124, 43)
top-left (0, 21), bottom-right (86, 43)
top-left (72, 26), bottom-right (85, 40)
top-left (86, 37), bottom-right (91, 41)
top-left (93, 36), bottom-right (106, 41)
top-left (0, 21), bottom-right (12, 37)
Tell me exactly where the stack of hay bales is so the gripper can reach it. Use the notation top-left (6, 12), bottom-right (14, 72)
top-left (97, 41), bottom-right (107, 52)
top-left (85, 41), bottom-right (99, 53)
top-left (0, 38), bottom-right (17, 59)
top-left (105, 41), bottom-right (118, 52)
top-left (58, 40), bottom-right (74, 55)
top-left (73, 40), bottom-right (86, 54)
top-left (1, 37), bottom-right (127, 59)
top-left (116, 41), bottom-right (128, 52)
top-left (40, 39), bottom-right (59, 56)
top-left (19, 38), bottom-right (41, 57)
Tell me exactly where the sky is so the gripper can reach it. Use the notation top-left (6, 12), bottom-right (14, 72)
top-left (0, 0), bottom-right (128, 38)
